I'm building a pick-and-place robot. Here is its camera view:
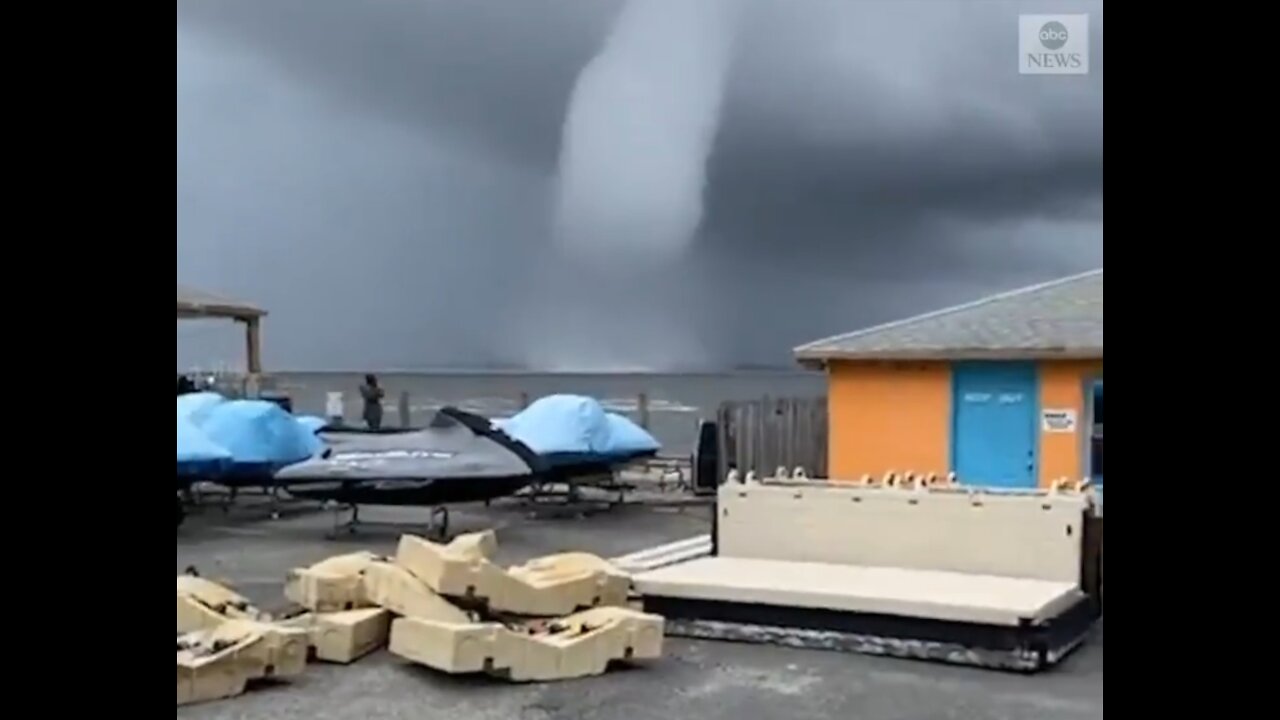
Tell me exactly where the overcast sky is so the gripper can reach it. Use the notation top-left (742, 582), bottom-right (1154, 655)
top-left (177, 0), bottom-right (1103, 372)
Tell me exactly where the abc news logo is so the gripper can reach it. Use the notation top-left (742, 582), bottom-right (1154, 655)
top-left (1029, 21), bottom-right (1082, 70)
top-left (1019, 14), bottom-right (1089, 75)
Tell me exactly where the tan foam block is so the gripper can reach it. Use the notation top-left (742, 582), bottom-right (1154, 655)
top-left (283, 570), bottom-right (368, 612)
top-left (311, 608), bottom-right (393, 663)
top-left (515, 606), bottom-right (664, 677)
top-left (394, 534), bottom-right (464, 591)
top-left (311, 551), bottom-right (382, 574)
top-left (177, 633), bottom-right (254, 706)
top-left (361, 561), bottom-right (472, 623)
top-left (278, 609), bottom-right (389, 663)
top-left (394, 534), bottom-right (527, 612)
top-left (396, 534), bottom-right (630, 617)
top-left (275, 611), bottom-right (316, 637)
top-left (177, 576), bottom-right (266, 633)
top-left (387, 616), bottom-right (481, 672)
top-left (283, 551), bottom-right (379, 612)
top-left (388, 606), bottom-right (663, 682)
top-left (446, 530), bottom-right (498, 560)
top-left (507, 553), bottom-right (632, 612)
top-left (177, 575), bottom-right (250, 607)
top-left (177, 594), bottom-right (233, 634)
top-left (394, 534), bottom-right (535, 613)
top-left (273, 609), bottom-right (326, 645)
top-left (177, 663), bottom-right (248, 706)
top-left (211, 620), bottom-right (310, 678)
top-left (176, 620), bottom-right (309, 706)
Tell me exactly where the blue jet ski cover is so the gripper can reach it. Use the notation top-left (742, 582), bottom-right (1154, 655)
top-left (176, 391), bottom-right (226, 425)
top-left (499, 394), bottom-right (660, 458)
top-left (196, 399), bottom-right (325, 468)
top-left (604, 413), bottom-right (660, 454)
top-left (295, 415), bottom-right (328, 434)
top-left (177, 415), bottom-right (232, 475)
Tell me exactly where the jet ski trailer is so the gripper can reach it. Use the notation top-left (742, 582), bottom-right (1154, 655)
top-left (628, 471), bottom-right (1103, 672)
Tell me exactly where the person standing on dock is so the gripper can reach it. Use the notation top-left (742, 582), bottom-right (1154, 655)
top-left (360, 374), bottom-right (385, 430)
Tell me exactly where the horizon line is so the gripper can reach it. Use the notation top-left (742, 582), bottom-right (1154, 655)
top-left (176, 364), bottom-right (816, 376)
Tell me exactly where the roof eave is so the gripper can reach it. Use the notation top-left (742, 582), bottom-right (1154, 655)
top-left (794, 347), bottom-right (1103, 363)
top-left (795, 356), bottom-right (827, 371)
top-left (176, 304), bottom-right (268, 320)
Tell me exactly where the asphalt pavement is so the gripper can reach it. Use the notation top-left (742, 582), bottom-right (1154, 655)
top-left (176, 496), bottom-right (1103, 720)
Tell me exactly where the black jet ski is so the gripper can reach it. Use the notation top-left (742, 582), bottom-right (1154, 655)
top-left (275, 406), bottom-right (545, 506)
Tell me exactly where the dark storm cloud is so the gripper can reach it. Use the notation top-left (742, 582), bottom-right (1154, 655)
top-left (177, 0), bottom-right (1103, 371)
top-left (177, 0), bottom-right (620, 170)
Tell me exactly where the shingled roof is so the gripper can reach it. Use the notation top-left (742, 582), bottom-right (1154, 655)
top-left (794, 269), bottom-right (1102, 366)
top-left (177, 284), bottom-right (266, 320)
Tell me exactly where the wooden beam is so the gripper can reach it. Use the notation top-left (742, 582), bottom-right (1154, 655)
top-left (244, 318), bottom-right (262, 375)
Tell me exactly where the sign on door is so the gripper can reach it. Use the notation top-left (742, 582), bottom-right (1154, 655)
top-left (1041, 408), bottom-right (1078, 433)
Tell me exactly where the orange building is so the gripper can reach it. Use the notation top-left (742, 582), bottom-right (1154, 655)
top-left (793, 270), bottom-right (1103, 489)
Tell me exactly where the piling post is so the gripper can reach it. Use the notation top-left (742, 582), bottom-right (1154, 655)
top-left (398, 391), bottom-right (411, 428)
top-left (242, 374), bottom-right (260, 399)
top-left (519, 392), bottom-right (531, 410)
top-left (325, 391), bottom-right (345, 427)
top-left (638, 392), bottom-right (650, 430)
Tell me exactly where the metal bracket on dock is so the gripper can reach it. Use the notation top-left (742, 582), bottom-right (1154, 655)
top-left (324, 502), bottom-right (450, 541)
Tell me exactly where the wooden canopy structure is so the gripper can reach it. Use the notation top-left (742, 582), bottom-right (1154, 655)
top-left (177, 284), bottom-right (267, 374)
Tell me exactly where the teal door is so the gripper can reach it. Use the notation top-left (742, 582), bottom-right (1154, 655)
top-left (952, 362), bottom-right (1039, 488)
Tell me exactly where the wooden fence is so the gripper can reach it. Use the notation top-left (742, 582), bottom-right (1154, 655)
top-left (715, 396), bottom-right (828, 483)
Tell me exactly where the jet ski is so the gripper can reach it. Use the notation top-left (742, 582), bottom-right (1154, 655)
top-left (496, 394), bottom-right (660, 480)
top-left (177, 395), bottom-right (324, 487)
top-left (275, 406), bottom-right (544, 506)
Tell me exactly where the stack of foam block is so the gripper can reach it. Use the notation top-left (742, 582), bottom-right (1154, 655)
top-left (373, 530), bottom-right (665, 682)
top-left (278, 551), bottom-right (397, 664)
top-left (176, 559), bottom-right (407, 706)
top-left (177, 530), bottom-right (666, 706)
